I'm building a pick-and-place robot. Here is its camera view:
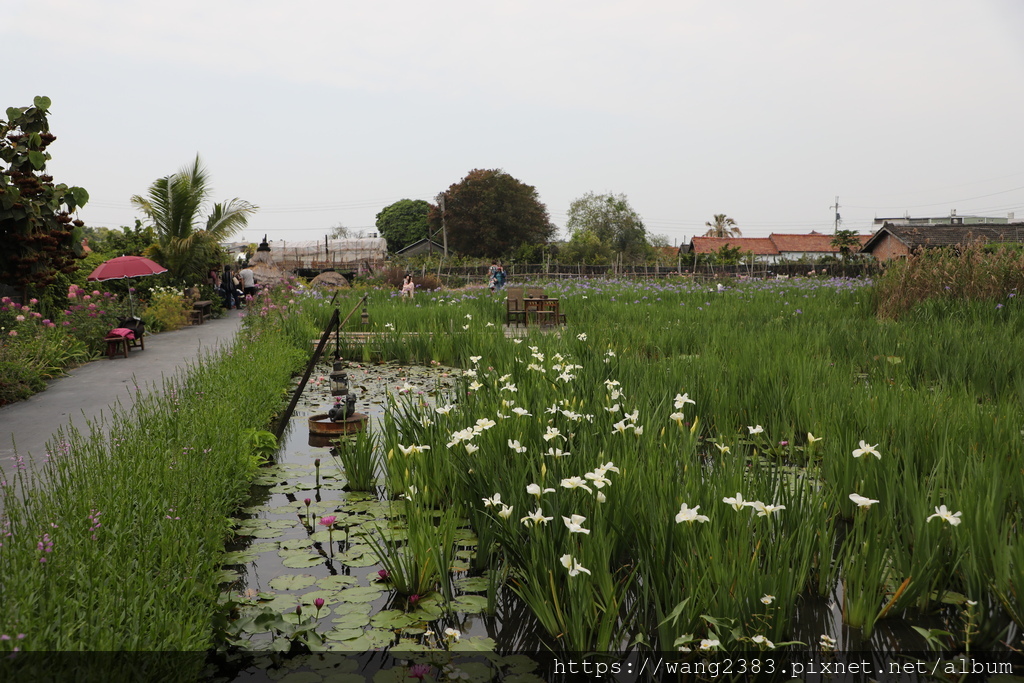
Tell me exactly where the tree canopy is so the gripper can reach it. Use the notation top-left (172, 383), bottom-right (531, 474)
top-left (565, 192), bottom-right (650, 261)
top-left (429, 169), bottom-right (554, 258)
top-left (831, 229), bottom-right (861, 260)
top-left (704, 214), bottom-right (741, 238)
top-left (0, 96), bottom-right (89, 293)
top-left (131, 155), bottom-right (257, 282)
top-left (376, 199), bottom-right (431, 252)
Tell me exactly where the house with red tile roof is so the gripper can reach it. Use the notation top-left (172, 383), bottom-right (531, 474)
top-left (688, 232), bottom-right (871, 264)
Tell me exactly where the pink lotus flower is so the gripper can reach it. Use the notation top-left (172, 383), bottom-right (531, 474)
top-left (318, 515), bottom-right (337, 527)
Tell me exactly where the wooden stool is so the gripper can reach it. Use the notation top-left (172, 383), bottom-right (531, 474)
top-left (104, 335), bottom-right (129, 359)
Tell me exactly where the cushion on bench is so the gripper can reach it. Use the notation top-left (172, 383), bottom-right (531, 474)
top-left (107, 328), bottom-right (136, 339)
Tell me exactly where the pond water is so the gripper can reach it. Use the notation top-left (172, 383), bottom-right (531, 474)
top-left (208, 360), bottom-right (556, 682)
top-left (206, 360), bottom-right (1016, 682)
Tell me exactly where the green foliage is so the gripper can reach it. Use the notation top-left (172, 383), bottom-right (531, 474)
top-left (245, 429), bottom-right (279, 465)
top-left (709, 244), bottom-right (747, 265)
top-left (560, 228), bottom-right (613, 264)
top-left (0, 359), bottom-right (46, 405)
top-left (86, 219), bottom-right (157, 257)
top-left (376, 199), bottom-right (431, 252)
top-left (566, 192), bottom-right (651, 261)
top-left (429, 169), bottom-right (555, 258)
top-left (703, 213), bottom-right (741, 238)
top-left (140, 287), bottom-right (189, 332)
top-left (0, 96), bottom-right (90, 294)
top-left (131, 155), bottom-right (257, 282)
top-left (831, 229), bottom-right (861, 260)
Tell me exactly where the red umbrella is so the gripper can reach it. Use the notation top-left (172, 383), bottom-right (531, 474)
top-left (87, 255), bottom-right (168, 317)
top-left (87, 255), bottom-right (167, 281)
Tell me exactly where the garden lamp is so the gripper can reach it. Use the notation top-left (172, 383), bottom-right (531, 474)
top-left (330, 362), bottom-right (348, 397)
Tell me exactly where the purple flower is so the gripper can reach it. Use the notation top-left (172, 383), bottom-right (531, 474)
top-left (409, 664), bottom-right (431, 680)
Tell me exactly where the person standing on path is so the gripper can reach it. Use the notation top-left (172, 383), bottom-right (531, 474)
top-left (239, 266), bottom-right (256, 304)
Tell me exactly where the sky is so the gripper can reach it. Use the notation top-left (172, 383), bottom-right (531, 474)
top-left (5, 0), bottom-right (1024, 247)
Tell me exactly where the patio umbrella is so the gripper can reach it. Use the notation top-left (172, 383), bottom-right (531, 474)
top-left (87, 255), bottom-right (168, 317)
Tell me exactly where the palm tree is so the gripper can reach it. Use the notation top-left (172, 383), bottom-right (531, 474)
top-left (703, 214), bottom-right (741, 238)
top-left (131, 155), bottom-right (257, 281)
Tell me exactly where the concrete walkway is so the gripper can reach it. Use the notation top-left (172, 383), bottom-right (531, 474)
top-left (0, 312), bottom-right (246, 484)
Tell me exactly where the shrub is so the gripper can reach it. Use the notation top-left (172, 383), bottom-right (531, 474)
top-left (141, 287), bottom-right (190, 332)
top-left (0, 360), bottom-right (46, 405)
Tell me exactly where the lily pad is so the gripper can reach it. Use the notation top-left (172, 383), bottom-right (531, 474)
top-left (324, 627), bottom-right (365, 642)
top-left (451, 595), bottom-right (489, 613)
top-left (269, 574), bottom-right (317, 591)
top-left (214, 568), bottom-right (240, 584)
top-left (277, 672), bottom-right (323, 683)
top-left (336, 586), bottom-right (383, 603)
top-left (454, 576), bottom-right (489, 593)
top-left (316, 575), bottom-right (359, 590)
top-left (282, 554), bottom-right (326, 568)
top-left (450, 635), bottom-right (498, 651)
top-left (370, 610), bottom-right (421, 630)
top-left (331, 610), bottom-right (371, 629)
top-left (280, 538), bottom-right (314, 551)
top-left (221, 549), bottom-right (260, 565)
top-left (245, 527), bottom-right (287, 539)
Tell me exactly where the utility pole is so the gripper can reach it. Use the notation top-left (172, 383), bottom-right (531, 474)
top-left (830, 196), bottom-right (841, 233)
top-left (434, 193), bottom-right (449, 257)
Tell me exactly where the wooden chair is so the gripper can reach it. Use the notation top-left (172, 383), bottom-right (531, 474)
top-left (506, 288), bottom-right (526, 326)
top-left (523, 288), bottom-right (557, 326)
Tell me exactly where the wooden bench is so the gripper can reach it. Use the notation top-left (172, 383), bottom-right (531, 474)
top-left (104, 334), bottom-right (129, 359)
top-left (191, 300), bottom-right (213, 325)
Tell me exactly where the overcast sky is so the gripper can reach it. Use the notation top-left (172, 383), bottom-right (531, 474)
top-left (5, 0), bottom-right (1024, 247)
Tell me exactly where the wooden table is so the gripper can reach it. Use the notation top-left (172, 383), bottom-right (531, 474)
top-left (523, 297), bottom-right (560, 326)
top-left (192, 300), bottom-right (213, 325)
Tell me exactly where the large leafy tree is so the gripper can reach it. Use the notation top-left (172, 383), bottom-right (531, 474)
top-left (565, 192), bottom-right (650, 260)
top-left (376, 199), bottom-right (430, 252)
top-left (0, 96), bottom-right (90, 294)
top-left (131, 156), bottom-right (257, 281)
top-left (831, 229), bottom-right (861, 261)
top-left (429, 169), bottom-right (554, 258)
top-left (704, 214), bottom-right (741, 238)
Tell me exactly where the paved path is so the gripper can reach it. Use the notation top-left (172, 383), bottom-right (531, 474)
top-left (0, 312), bottom-right (246, 485)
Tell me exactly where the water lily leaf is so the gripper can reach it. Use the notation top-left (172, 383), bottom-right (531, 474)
top-left (345, 499), bottom-right (388, 515)
top-left (258, 593), bottom-right (305, 612)
top-left (341, 553), bottom-right (380, 568)
top-left (245, 527), bottom-right (286, 539)
top-left (214, 568), bottom-right (240, 584)
top-left (451, 595), bottom-right (489, 613)
top-left (317, 575), bottom-right (358, 590)
top-left (280, 538), bottom-right (314, 551)
top-left (499, 655), bottom-right (541, 675)
top-left (282, 554), bottom-right (325, 568)
top-left (370, 609), bottom-right (421, 629)
top-left (221, 549), bottom-right (260, 565)
top-left (331, 611), bottom-right (371, 629)
top-left (240, 505), bottom-right (271, 514)
top-left (337, 586), bottom-right (383, 603)
top-left (269, 574), bottom-right (317, 591)
top-left (325, 627), bottom-right (365, 641)
top-left (455, 549), bottom-right (475, 560)
top-left (454, 576), bottom-right (489, 593)
top-left (251, 475), bottom-right (282, 486)
top-left (251, 541), bottom-right (280, 554)
top-left (267, 519), bottom-right (300, 529)
top-left (277, 672), bottom-right (323, 683)
top-left (299, 589), bottom-right (338, 604)
top-left (450, 635), bottom-right (498, 651)
top-left (271, 482), bottom-right (317, 494)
